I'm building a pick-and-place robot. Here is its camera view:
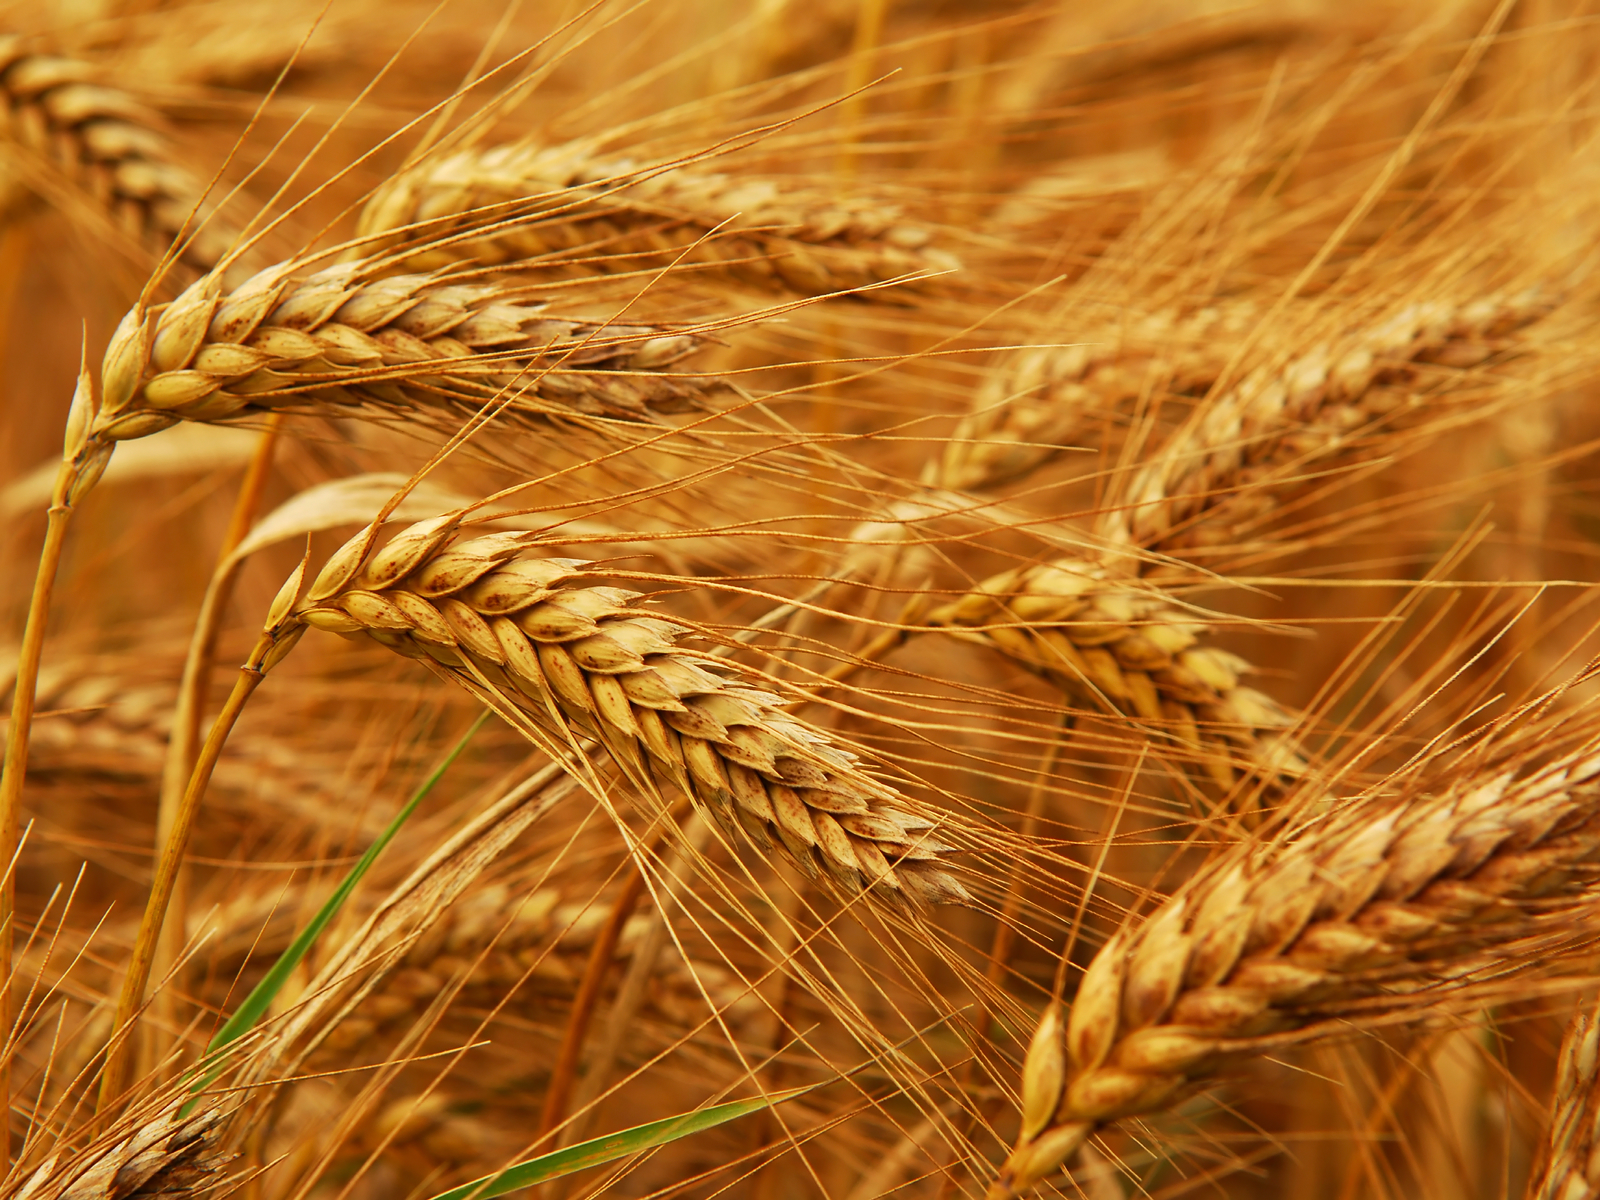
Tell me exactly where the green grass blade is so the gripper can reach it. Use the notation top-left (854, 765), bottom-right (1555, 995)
top-left (426, 1084), bottom-right (819, 1200)
top-left (188, 710), bottom-right (489, 1089)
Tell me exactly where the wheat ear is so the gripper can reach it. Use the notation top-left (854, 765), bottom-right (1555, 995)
top-left (931, 290), bottom-right (1551, 795)
top-left (1104, 291), bottom-right (1547, 549)
top-left (257, 515), bottom-right (968, 909)
top-left (0, 36), bottom-right (236, 272)
top-left (85, 257), bottom-right (713, 447)
top-left (990, 739), bottom-right (1600, 1196)
top-left (357, 140), bottom-right (959, 296)
top-left (929, 559), bottom-right (1307, 795)
top-left (935, 301), bottom-right (1258, 493)
top-left (1529, 1002), bottom-right (1600, 1200)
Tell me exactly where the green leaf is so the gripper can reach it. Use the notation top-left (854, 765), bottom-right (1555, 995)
top-left (185, 711), bottom-right (490, 1101)
top-left (425, 1084), bottom-right (819, 1200)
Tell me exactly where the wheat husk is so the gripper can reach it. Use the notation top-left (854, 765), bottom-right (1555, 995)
top-left (262, 515), bottom-right (969, 910)
top-left (1530, 1003), bottom-right (1600, 1200)
top-left (0, 35), bottom-right (236, 272)
top-left (14, 1101), bottom-right (231, 1200)
top-left (357, 139), bottom-right (959, 296)
top-left (990, 737), bottom-right (1600, 1196)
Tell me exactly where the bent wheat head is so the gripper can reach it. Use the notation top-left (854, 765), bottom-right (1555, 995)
top-left (258, 515), bottom-right (969, 910)
top-left (992, 738), bottom-right (1600, 1195)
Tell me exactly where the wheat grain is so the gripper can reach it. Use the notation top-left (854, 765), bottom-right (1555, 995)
top-left (262, 515), bottom-right (969, 909)
top-left (0, 36), bottom-right (236, 272)
top-left (990, 736), bottom-right (1600, 1196)
top-left (1529, 1002), bottom-right (1600, 1200)
top-left (357, 140), bottom-right (959, 296)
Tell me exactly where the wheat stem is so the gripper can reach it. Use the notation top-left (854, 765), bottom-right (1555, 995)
top-left (97, 643), bottom-right (271, 1116)
top-left (0, 372), bottom-right (103, 1132)
top-left (536, 860), bottom-right (651, 1140)
top-left (0, 496), bottom-right (68, 1167)
top-left (148, 417), bottom-right (282, 1073)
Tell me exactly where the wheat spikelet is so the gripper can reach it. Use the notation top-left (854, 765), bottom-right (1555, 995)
top-left (1530, 1003), bottom-right (1600, 1200)
top-left (84, 257), bottom-right (714, 450)
top-left (928, 559), bottom-right (1308, 794)
top-left (262, 515), bottom-right (969, 909)
top-left (1105, 291), bottom-right (1549, 549)
top-left (15, 1102), bottom-right (230, 1200)
top-left (0, 35), bottom-right (236, 272)
top-left (935, 301), bottom-right (1257, 493)
top-left (990, 736), bottom-right (1600, 1196)
top-left (357, 140), bottom-right (959, 296)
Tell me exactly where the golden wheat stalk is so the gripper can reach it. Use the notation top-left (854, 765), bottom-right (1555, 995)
top-left (1529, 1002), bottom-right (1600, 1200)
top-left (357, 139), bottom-right (959, 295)
top-left (990, 734), bottom-right (1600, 1196)
top-left (0, 35), bottom-right (236, 272)
top-left (0, 251), bottom-right (719, 895)
top-left (256, 514), bottom-right (969, 909)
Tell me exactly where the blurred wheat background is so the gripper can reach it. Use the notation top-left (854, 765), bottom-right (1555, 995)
top-left (3, 1), bottom-right (1600, 1198)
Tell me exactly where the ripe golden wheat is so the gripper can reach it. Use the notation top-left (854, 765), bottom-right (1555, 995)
top-left (4, 5), bottom-right (1600, 1200)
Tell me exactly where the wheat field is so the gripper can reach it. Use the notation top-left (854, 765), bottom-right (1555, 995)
top-left (3, 2), bottom-right (1600, 1199)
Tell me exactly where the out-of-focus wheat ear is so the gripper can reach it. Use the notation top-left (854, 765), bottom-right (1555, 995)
top-left (934, 301), bottom-right (1258, 493)
top-left (0, 35), bottom-right (238, 273)
top-left (1103, 290), bottom-right (1552, 551)
top-left (356, 140), bottom-right (960, 297)
top-left (929, 558), bottom-right (1319, 805)
top-left (278, 516), bottom-right (971, 912)
top-left (988, 736), bottom-right (1600, 1197)
top-left (1528, 1002), bottom-right (1600, 1200)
